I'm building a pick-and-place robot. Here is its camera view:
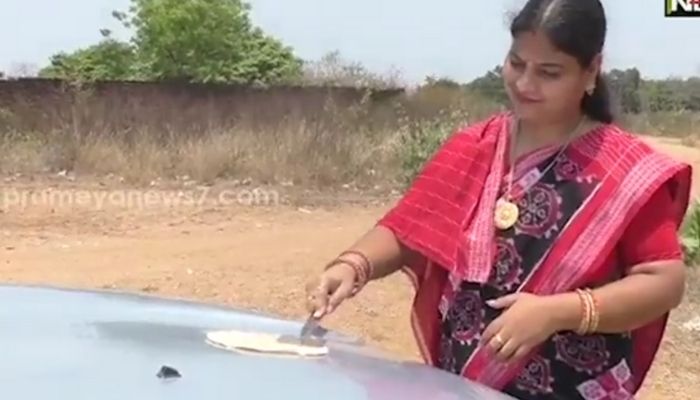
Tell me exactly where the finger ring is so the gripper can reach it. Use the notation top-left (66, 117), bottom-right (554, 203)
top-left (493, 333), bottom-right (505, 347)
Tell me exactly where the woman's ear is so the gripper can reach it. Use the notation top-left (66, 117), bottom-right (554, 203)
top-left (585, 53), bottom-right (603, 94)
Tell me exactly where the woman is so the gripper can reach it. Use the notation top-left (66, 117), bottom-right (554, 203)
top-left (305, 0), bottom-right (691, 399)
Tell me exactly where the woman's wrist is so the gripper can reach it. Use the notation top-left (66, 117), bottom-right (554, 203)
top-left (547, 291), bottom-right (588, 333)
top-left (325, 249), bottom-right (374, 292)
top-left (339, 250), bottom-right (374, 281)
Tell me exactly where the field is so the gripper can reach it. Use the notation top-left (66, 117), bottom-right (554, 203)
top-left (1, 133), bottom-right (700, 399)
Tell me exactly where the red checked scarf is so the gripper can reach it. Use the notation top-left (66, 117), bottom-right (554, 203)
top-left (378, 112), bottom-right (514, 282)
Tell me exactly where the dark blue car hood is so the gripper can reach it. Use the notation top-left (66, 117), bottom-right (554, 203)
top-left (0, 284), bottom-right (514, 400)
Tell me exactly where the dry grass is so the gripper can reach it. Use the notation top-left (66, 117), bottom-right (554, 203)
top-left (0, 101), bottom-right (393, 186)
top-left (1, 81), bottom-right (697, 190)
top-left (0, 121), bottom-right (401, 187)
top-left (0, 84), bottom-right (505, 189)
top-left (622, 110), bottom-right (700, 140)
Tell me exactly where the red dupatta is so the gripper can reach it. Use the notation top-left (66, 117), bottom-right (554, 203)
top-left (377, 112), bottom-right (692, 392)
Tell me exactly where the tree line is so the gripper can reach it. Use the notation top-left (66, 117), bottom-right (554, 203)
top-left (463, 66), bottom-right (700, 113)
top-left (17, 0), bottom-right (700, 113)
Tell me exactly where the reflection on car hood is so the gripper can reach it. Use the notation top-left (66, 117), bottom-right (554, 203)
top-left (0, 284), bottom-right (515, 400)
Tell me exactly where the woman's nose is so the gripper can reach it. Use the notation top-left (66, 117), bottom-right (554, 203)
top-left (516, 72), bottom-right (536, 94)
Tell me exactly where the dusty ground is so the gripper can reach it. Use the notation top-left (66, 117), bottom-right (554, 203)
top-left (1, 136), bottom-right (699, 399)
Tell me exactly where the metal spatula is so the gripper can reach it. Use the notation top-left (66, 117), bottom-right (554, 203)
top-left (276, 313), bottom-right (326, 347)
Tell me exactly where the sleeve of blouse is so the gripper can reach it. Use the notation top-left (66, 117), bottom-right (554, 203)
top-left (618, 183), bottom-right (684, 269)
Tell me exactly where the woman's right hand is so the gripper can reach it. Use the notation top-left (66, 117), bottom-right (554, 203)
top-left (305, 262), bottom-right (358, 319)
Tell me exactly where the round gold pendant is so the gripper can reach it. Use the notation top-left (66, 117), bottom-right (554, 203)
top-left (494, 198), bottom-right (519, 230)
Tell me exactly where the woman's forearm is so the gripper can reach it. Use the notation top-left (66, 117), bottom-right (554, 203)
top-left (550, 260), bottom-right (686, 334)
top-left (337, 225), bottom-right (408, 281)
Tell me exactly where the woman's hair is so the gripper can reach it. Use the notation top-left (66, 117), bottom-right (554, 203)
top-left (510, 0), bottom-right (614, 123)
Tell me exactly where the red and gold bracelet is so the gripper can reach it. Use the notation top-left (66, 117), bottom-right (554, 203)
top-left (338, 250), bottom-right (373, 281)
top-left (323, 250), bottom-right (373, 294)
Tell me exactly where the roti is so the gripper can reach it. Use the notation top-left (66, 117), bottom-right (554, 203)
top-left (205, 330), bottom-right (329, 358)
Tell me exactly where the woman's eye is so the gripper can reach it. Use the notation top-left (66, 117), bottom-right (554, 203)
top-left (509, 59), bottom-right (525, 69)
top-left (539, 70), bottom-right (560, 79)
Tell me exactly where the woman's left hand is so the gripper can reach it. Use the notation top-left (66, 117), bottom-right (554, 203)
top-left (480, 292), bottom-right (563, 363)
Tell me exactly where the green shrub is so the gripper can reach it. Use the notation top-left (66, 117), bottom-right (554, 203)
top-left (681, 200), bottom-right (700, 266)
top-left (396, 116), bottom-right (455, 186)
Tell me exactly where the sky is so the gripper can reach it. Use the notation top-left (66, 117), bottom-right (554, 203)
top-left (1, 0), bottom-right (698, 84)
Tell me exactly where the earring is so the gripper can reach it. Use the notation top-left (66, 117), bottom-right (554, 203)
top-left (586, 86), bottom-right (595, 95)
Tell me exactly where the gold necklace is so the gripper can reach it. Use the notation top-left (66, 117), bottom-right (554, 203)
top-left (493, 116), bottom-right (586, 230)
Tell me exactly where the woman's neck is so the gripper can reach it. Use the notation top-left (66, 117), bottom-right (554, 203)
top-left (519, 113), bottom-right (586, 146)
top-left (514, 111), bottom-right (596, 157)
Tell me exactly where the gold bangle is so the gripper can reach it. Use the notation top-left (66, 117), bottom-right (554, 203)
top-left (585, 288), bottom-right (600, 333)
top-left (575, 289), bottom-right (592, 335)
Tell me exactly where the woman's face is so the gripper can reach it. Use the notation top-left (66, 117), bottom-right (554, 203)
top-left (502, 30), bottom-right (599, 124)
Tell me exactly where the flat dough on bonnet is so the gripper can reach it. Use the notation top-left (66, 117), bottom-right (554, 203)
top-left (205, 330), bottom-right (329, 358)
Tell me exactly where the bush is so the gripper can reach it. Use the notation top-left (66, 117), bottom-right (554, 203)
top-left (681, 200), bottom-right (700, 266)
top-left (396, 114), bottom-right (459, 186)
